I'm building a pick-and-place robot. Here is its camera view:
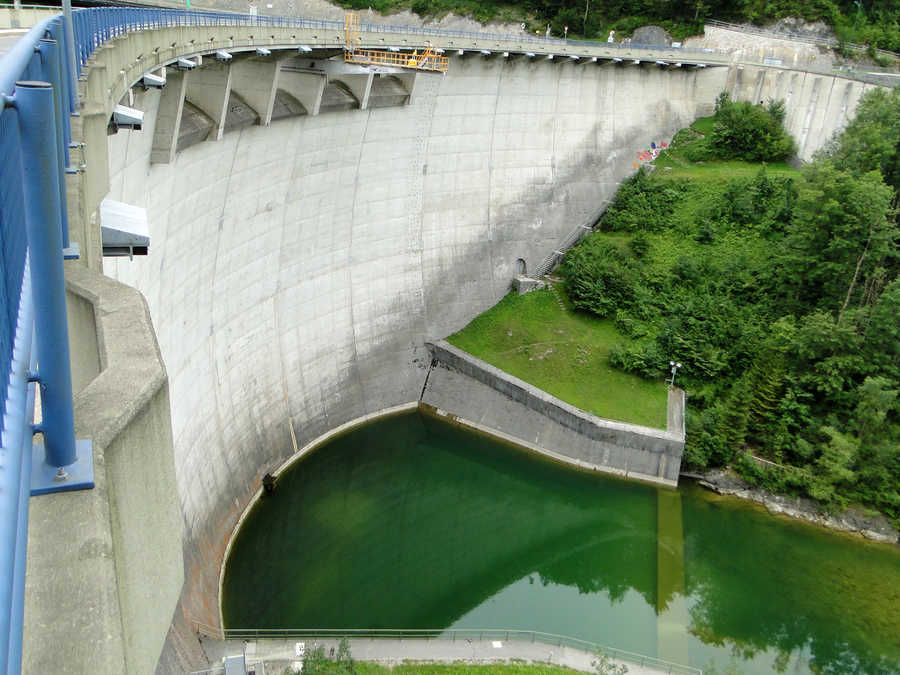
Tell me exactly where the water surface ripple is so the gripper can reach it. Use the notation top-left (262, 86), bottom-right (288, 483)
top-left (223, 411), bottom-right (900, 674)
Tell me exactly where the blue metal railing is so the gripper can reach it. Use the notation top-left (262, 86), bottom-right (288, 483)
top-left (0, 11), bottom-right (81, 675)
top-left (65, 6), bottom-right (897, 90)
top-left (66, 4), bottom-right (737, 77)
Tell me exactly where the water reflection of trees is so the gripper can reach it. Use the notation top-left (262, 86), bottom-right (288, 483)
top-left (681, 491), bottom-right (900, 674)
top-left (224, 413), bottom-right (660, 628)
top-left (223, 414), bottom-right (899, 675)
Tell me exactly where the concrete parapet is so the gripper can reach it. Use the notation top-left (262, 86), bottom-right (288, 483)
top-left (24, 266), bottom-right (183, 675)
top-left (0, 6), bottom-right (57, 29)
top-left (424, 340), bottom-right (684, 485)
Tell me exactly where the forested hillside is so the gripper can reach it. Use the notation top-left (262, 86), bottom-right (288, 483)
top-left (560, 89), bottom-right (900, 524)
top-left (337, 0), bottom-right (899, 52)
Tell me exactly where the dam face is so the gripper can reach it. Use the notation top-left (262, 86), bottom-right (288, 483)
top-left (98, 45), bottom-right (874, 647)
top-left (105, 54), bottom-right (726, 628)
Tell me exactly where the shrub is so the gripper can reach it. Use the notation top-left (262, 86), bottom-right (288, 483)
top-left (709, 94), bottom-right (797, 162)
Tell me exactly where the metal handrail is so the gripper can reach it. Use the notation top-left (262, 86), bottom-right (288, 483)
top-left (196, 625), bottom-right (702, 674)
top-left (65, 6), bottom-right (897, 90)
top-left (0, 10), bottom-right (83, 674)
top-left (65, 4), bottom-right (734, 76)
top-left (704, 18), bottom-right (899, 56)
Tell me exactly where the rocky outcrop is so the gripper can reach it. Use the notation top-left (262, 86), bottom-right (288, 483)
top-left (695, 468), bottom-right (899, 544)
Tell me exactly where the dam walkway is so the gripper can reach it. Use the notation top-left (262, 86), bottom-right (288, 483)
top-left (199, 634), bottom-right (701, 675)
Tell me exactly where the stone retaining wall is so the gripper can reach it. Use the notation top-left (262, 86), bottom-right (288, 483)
top-left (424, 340), bottom-right (684, 485)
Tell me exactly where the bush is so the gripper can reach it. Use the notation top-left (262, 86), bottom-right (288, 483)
top-left (709, 94), bottom-right (797, 162)
top-left (609, 341), bottom-right (666, 378)
top-left (600, 169), bottom-right (687, 232)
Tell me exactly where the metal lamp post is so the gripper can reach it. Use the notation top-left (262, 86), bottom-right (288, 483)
top-left (668, 361), bottom-right (682, 388)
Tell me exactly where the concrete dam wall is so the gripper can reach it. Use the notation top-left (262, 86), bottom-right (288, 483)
top-left (92, 36), bottom-right (878, 659)
top-left (103, 53), bottom-right (725, 633)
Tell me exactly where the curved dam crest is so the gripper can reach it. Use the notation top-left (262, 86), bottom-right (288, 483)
top-left (93, 32), bottom-right (880, 660)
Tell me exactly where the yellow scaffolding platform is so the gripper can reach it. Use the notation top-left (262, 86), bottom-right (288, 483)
top-left (344, 13), bottom-right (449, 73)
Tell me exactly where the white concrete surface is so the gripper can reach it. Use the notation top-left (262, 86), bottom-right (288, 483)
top-left (61, 21), bottom-right (878, 669)
top-left (96, 41), bottom-right (876, 643)
top-left (103, 58), bottom-right (726, 634)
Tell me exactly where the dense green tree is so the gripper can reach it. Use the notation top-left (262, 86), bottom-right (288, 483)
top-left (709, 95), bottom-right (797, 162)
top-left (561, 86), bottom-right (900, 523)
top-left (864, 277), bottom-right (900, 381)
top-left (779, 163), bottom-right (893, 312)
top-left (827, 88), bottom-right (900, 192)
top-left (805, 426), bottom-right (859, 505)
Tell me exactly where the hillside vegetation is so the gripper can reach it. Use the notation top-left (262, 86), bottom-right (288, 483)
top-left (336, 0), bottom-right (899, 52)
top-left (561, 89), bottom-right (900, 524)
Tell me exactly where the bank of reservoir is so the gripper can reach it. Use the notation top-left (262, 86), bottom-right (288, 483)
top-left (222, 410), bottom-right (900, 674)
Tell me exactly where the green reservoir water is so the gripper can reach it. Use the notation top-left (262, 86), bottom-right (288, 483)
top-left (223, 411), bottom-right (900, 674)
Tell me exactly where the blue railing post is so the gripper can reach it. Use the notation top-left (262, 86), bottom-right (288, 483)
top-left (61, 3), bottom-right (79, 109)
top-left (36, 39), bottom-right (71, 252)
top-left (16, 80), bottom-right (74, 467)
top-left (15, 81), bottom-right (93, 494)
top-left (7, 327), bottom-right (36, 675)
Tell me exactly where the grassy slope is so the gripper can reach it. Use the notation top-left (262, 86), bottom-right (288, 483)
top-left (447, 287), bottom-right (668, 429)
top-left (326, 664), bottom-right (581, 673)
top-left (446, 116), bottom-right (801, 431)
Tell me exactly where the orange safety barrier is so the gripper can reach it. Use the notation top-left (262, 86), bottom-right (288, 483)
top-left (345, 12), bottom-right (361, 51)
top-left (344, 11), bottom-right (449, 72)
top-left (345, 47), bottom-right (449, 72)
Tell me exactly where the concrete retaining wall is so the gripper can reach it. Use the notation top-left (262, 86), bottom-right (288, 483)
top-left (0, 7), bottom-right (58, 29)
top-left (24, 267), bottom-right (184, 675)
top-left (423, 340), bottom-right (684, 485)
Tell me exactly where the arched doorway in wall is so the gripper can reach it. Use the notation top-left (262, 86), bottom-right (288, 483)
top-left (516, 258), bottom-right (527, 276)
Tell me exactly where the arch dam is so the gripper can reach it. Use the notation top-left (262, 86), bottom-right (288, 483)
top-left (21, 10), bottom-right (885, 674)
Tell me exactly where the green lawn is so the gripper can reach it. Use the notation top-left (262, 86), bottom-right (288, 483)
top-left (447, 288), bottom-right (668, 429)
top-left (392, 665), bottom-right (581, 674)
top-left (652, 115), bottom-right (801, 182)
top-left (653, 156), bottom-right (799, 181)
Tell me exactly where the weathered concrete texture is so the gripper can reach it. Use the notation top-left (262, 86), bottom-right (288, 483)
top-left (23, 267), bottom-right (184, 675)
top-left (102, 54), bottom-right (720, 634)
top-left (725, 64), bottom-right (879, 160)
top-left (50, 21), bottom-right (880, 672)
top-left (66, 288), bottom-right (101, 395)
top-left (513, 275), bottom-right (546, 294)
top-left (423, 341), bottom-right (683, 485)
top-left (0, 6), bottom-right (57, 29)
top-left (685, 25), bottom-right (834, 69)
